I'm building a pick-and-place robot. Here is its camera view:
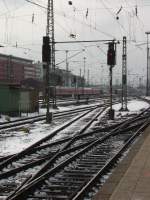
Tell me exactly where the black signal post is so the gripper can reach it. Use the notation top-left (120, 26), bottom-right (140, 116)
top-left (42, 36), bottom-right (53, 123)
top-left (107, 42), bottom-right (116, 66)
top-left (107, 41), bottom-right (116, 120)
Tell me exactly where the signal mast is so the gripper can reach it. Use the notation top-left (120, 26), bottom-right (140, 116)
top-left (47, 0), bottom-right (56, 108)
top-left (43, 0), bottom-right (56, 123)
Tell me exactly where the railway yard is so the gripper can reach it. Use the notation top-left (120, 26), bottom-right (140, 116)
top-left (0, 97), bottom-right (150, 200)
top-left (0, 1), bottom-right (150, 200)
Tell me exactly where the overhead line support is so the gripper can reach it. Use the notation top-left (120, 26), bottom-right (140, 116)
top-left (120, 36), bottom-right (128, 111)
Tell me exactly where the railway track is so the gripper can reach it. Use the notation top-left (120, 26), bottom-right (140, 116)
top-left (0, 106), bottom-right (150, 199)
top-left (0, 104), bottom-right (101, 132)
top-left (39, 97), bottom-right (102, 107)
top-left (0, 105), bottom-right (108, 199)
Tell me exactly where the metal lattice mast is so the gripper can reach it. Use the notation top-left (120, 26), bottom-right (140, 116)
top-left (121, 36), bottom-right (128, 111)
top-left (46, 0), bottom-right (56, 108)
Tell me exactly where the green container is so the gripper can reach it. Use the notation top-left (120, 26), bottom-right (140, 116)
top-left (0, 84), bottom-right (20, 116)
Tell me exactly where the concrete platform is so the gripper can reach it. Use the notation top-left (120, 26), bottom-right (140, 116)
top-left (93, 125), bottom-right (150, 200)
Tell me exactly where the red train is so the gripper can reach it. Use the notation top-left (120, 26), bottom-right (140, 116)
top-left (39, 87), bottom-right (102, 102)
top-left (54, 86), bottom-right (101, 97)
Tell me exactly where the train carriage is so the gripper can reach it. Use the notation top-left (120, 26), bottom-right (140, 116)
top-left (55, 86), bottom-right (101, 97)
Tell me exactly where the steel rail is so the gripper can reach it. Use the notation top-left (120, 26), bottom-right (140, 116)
top-left (1, 102), bottom-right (150, 200)
top-left (1, 106), bottom-right (149, 166)
top-left (0, 107), bottom-right (105, 180)
top-left (0, 106), bottom-right (110, 199)
top-left (0, 104), bottom-right (100, 130)
top-left (0, 106), bottom-right (100, 171)
top-left (21, 107), bottom-right (106, 185)
top-left (0, 106), bottom-right (149, 174)
top-left (0, 118), bottom-right (132, 164)
top-left (0, 113), bottom-right (146, 165)
top-left (72, 119), bottom-right (150, 200)
top-left (7, 115), bottom-right (150, 200)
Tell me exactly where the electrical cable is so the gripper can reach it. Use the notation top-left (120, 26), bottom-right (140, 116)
top-left (56, 50), bottom-right (85, 66)
top-left (99, 0), bottom-right (130, 38)
top-left (56, 11), bottom-right (115, 38)
top-left (24, 0), bottom-right (116, 39)
top-left (23, 0), bottom-right (115, 40)
top-left (25, 0), bottom-right (46, 9)
top-left (0, 0), bottom-right (148, 68)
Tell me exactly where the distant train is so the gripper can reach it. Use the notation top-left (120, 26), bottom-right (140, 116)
top-left (56, 86), bottom-right (101, 97)
top-left (40, 86), bottom-right (102, 99)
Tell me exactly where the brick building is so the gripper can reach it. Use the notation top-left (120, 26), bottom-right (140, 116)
top-left (0, 53), bottom-right (36, 84)
top-left (0, 53), bottom-right (85, 89)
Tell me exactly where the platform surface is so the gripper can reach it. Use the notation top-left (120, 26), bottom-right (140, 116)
top-left (93, 125), bottom-right (150, 200)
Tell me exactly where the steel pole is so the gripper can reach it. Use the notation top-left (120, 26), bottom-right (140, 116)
top-left (46, 61), bottom-right (51, 122)
top-left (66, 50), bottom-right (69, 87)
top-left (110, 66), bottom-right (113, 110)
top-left (83, 57), bottom-right (86, 94)
top-left (146, 34), bottom-right (149, 96)
top-left (145, 32), bottom-right (150, 96)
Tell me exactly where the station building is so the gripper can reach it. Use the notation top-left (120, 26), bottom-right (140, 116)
top-left (0, 53), bottom-right (36, 84)
top-left (0, 54), bottom-right (86, 116)
top-left (0, 54), bottom-right (40, 116)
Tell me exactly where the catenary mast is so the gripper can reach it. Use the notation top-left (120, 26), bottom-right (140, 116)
top-left (46, 0), bottom-right (56, 108)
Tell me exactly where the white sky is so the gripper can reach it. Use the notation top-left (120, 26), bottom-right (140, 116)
top-left (0, 0), bottom-right (150, 85)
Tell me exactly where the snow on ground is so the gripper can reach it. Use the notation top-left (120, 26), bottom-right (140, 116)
top-left (126, 100), bottom-right (149, 111)
top-left (113, 100), bottom-right (149, 118)
top-left (0, 100), bottom-right (149, 156)
top-left (0, 116), bottom-right (82, 156)
top-left (0, 103), bottom-right (99, 123)
top-left (0, 103), bottom-right (100, 156)
top-left (0, 107), bottom-right (68, 123)
top-left (142, 96), bottom-right (150, 100)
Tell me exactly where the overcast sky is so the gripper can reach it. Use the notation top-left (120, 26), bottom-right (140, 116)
top-left (0, 0), bottom-right (150, 86)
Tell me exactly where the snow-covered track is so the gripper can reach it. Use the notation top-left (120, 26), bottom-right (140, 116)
top-left (0, 105), bottom-right (101, 131)
top-left (0, 105), bottom-right (108, 199)
top-left (7, 111), bottom-right (150, 200)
